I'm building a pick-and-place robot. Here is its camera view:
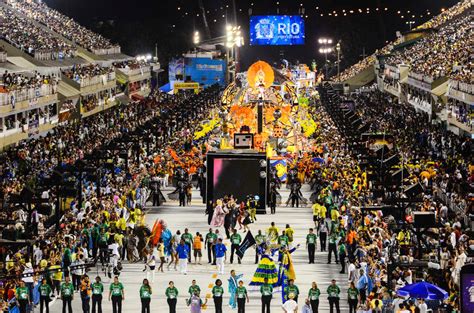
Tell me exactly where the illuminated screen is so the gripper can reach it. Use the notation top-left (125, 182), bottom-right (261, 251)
top-left (212, 158), bottom-right (260, 203)
top-left (249, 15), bottom-right (305, 46)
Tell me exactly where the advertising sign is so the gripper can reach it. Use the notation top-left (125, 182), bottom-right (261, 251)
top-left (185, 58), bottom-right (226, 87)
top-left (250, 15), bottom-right (305, 46)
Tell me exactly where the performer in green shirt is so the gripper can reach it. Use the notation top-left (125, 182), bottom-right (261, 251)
top-left (60, 276), bottom-right (74, 313)
top-left (139, 279), bottom-right (152, 313)
top-left (91, 276), bottom-right (104, 313)
top-left (230, 229), bottom-right (242, 264)
top-left (254, 230), bottom-right (266, 264)
top-left (235, 280), bottom-right (249, 313)
top-left (308, 281), bottom-right (321, 313)
top-left (327, 279), bottom-right (341, 313)
top-left (278, 231), bottom-right (289, 247)
top-left (212, 279), bottom-right (224, 313)
top-left (205, 228), bottom-right (218, 264)
top-left (39, 278), bottom-right (52, 313)
top-left (306, 228), bottom-right (317, 264)
top-left (347, 281), bottom-right (359, 313)
top-left (284, 279), bottom-right (300, 303)
top-left (181, 228), bottom-right (193, 262)
top-left (16, 280), bottom-right (30, 313)
top-left (108, 276), bottom-right (125, 313)
top-left (260, 278), bottom-right (273, 313)
top-left (165, 281), bottom-right (179, 313)
top-left (188, 280), bottom-right (201, 297)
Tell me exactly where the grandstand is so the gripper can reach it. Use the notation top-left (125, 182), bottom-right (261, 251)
top-left (331, 0), bottom-right (473, 137)
top-left (0, 0), bottom-right (156, 149)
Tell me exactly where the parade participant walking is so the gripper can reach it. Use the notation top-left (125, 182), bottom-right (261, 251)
top-left (182, 228), bottom-right (194, 262)
top-left (255, 230), bottom-right (266, 264)
top-left (267, 222), bottom-right (279, 243)
top-left (61, 276), bottom-right (74, 313)
top-left (177, 239), bottom-right (190, 274)
top-left (16, 280), bottom-right (30, 313)
top-left (327, 279), bottom-right (341, 313)
top-left (165, 281), bottom-right (179, 313)
top-left (91, 276), bottom-right (104, 313)
top-left (306, 228), bottom-right (317, 264)
top-left (157, 238), bottom-right (166, 272)
top-left (80, 275), bottom-right (92, 313)
top-left (230, 229), bottom-right (242, 264)
top-left (284, 224), bottom-right (295, 247)
top-left (260, 278), bottom-right (273, 313)
top-left (193, 232), bottom-right (203, 264)
top-left (139, 279), bottom-right (152, 313)
top-left (338, 241), bottom-right (347, 274)
top-left (212, 279), bottom-right (224, 313)
top-left (39, 278), bottom-right (52, 313)
top-left (228, 270), bottom-right (243, 309)
top-left (327, 230), bottom-right (338, 264)
top-left (318, 218), bottom-right (328, 252)
top-left (205, 228), bottom-right (217, 264)
top-left (108, 276), bottom-right (125, 313)
top-left (188, 280), bottom-right (201, 297)
top-left (308, 281), bottom-right (321, 313)
top-left (347, 281), bottom-right (359, 313)
top-left (235, 280), bottom-right (249, 313)
top-left (278, 230), bottom-right (289, 248)
top-left (214, 238), bottom-right (227, 275)
top-left (284, 279), bottom-right (300, 303)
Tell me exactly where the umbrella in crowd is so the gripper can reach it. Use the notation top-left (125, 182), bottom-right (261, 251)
top-left (397, 281), bottom-right (449, 300)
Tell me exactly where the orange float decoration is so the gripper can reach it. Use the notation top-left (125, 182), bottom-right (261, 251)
top-left (247, 60), bottom-right (275, 88)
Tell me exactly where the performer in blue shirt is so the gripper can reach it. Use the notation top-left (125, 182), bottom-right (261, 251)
top-left (176, 239), bottom-right (190, 275)
top-left (214, 238), bottom-right (227, 275)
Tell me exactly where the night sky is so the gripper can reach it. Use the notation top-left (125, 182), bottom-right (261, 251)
top-left (44, 0), bottom-right (458, 73)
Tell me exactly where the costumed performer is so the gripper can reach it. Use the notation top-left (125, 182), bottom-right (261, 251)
top-left (249, 243), bottom-right (279, 289)
top-left (278, 245), bottom-right (299, 303)
top-left (211, 199), bottom-right (228, 228)
top-left (228, 269), bottom-right (243, 309)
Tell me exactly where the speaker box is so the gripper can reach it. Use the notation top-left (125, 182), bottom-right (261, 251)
top-left (413, 211), bottom-right (435, 228)
top-left (405, 183), bottom-right (424, 198)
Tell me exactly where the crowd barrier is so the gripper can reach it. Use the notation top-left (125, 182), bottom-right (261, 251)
top-left (33, 49), bottom-right (77, 61)
top-left (0, 84), bottom-right (57, 106)
top-left (449, 79), bottom-right (474, 95)
top-left (90, 46), bottom-right (121, 55)
top-left (77, 72), bottom-right (115, 88)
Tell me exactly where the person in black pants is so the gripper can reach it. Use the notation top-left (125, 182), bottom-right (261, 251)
top-left (108, 276), bottom-right (124, 313)
top-left (318, 218), bottom-right (327, 252)
top-left (212, 279), bottom-right (223, 313)
top-left (260, 278), bottom-right (273, 313)
top-left (39, 279), bottom-right (52, 313)
top-left (91, 276), bottom-right (104, 313)
top-left (230, 229), bottom-right (242, 264)
top-left (139, 279), bottom-right (152, 313)
top-left (166, 281), bottom-right (178, 313)
top-left (306, 228), bottom-right (317, 264)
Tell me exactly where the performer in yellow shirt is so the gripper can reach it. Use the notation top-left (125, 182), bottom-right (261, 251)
top-left (266, 222), bottom-right (280, 243)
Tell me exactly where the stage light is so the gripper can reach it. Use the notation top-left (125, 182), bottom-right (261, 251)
top-left (328, 39), bottom-right (333, 44)
top-left (146, 54), bottom-right (152, 61)
top-left (259, 160), bottom-right (267, 168)
top-left (259, 171), bottom-right (267, 179)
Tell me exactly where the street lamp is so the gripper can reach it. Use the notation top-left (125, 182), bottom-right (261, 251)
top-left (193, 31), bottom-right (200, 45)
top-left (225, 25), bottom-right (244, 83)
top-left (406, 20), bottom-right (415, 30)
top-left (318, 37), bottom-right (333, 78)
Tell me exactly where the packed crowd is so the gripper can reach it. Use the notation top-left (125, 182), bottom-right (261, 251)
top-left (61, 64), bottom-right (115, 85)
top-left (0, 71), bottom-right (59, 106)
top-left (315, 87), bottom-right (472, 312)
top-left (0, 85), bottom-right (223, 313)
top-left (0, 6), bottom-right (76, 61)
top-left (386, 14), bottom-right (472, 80)
top-left (113, 60), bottom-right (148, 71)
top-left (8, 0), bottom-right (120, 55)
top-left (332, 0), bottom-right (472, 83)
